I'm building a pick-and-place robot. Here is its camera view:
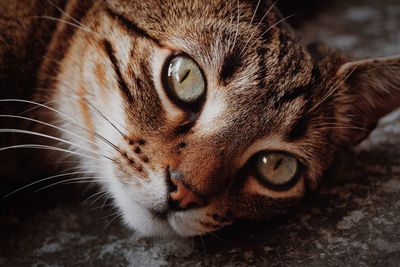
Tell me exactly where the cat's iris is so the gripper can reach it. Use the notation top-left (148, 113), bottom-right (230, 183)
top-left (253, 152), bottom-right (299, 190)
top-left (165, 55), bottom-right (205, 104)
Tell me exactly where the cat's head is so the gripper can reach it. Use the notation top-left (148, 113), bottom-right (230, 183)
top-left (39, 0), bottom-right (400, 236)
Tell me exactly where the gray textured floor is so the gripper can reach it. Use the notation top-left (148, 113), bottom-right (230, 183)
top-left (1, 0), bottom-right (400, 266)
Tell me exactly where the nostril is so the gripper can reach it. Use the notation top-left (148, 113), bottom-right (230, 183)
top-left (166, 168), bottom-right (206, 211)
top-left (169, 198), bottom-right (200, 211)
top-left (166, 166), bottom-right (178, 192)
top-left (169, 181), bottom-right (178, 193)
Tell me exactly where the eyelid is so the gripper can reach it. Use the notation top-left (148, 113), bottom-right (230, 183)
top-left (245, 174), bottom-right (306, 198)
top-left (237, 136), bottom-right (309, 170)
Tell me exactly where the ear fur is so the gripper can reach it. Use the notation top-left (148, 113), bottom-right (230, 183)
top-left (338, 55), bottom-right (400, 145)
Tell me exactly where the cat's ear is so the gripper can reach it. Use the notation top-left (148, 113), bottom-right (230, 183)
top-left (338, 55), bottom-right (400, 145)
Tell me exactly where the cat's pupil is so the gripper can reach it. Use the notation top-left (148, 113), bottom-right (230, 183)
top-left (165, 55), bottom-right (206, 104)
top-left (255, 152), bottom-right (298, 188)
top-left (179, 70), bottom-right (191, 84)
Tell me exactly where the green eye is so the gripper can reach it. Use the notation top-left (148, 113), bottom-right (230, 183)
top-left (165, 55), bottom-right (206, 104)
top-left (254, 152), bottom-right (299, 190)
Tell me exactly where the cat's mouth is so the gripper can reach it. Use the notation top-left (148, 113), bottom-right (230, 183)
top-left (146, 206), bottom-right (233, 237)
top-left (115, 168), bottom-right (231, 236)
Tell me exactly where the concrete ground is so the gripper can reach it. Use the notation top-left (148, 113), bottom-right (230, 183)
top-left (1, 0), bottom-right (400, 266)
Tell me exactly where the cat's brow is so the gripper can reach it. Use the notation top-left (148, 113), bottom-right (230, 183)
top-left (104, 7), bottom-right (161, 46)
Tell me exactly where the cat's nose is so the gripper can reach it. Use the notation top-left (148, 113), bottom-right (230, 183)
top-left (167, 169), bottom-right (206, 211)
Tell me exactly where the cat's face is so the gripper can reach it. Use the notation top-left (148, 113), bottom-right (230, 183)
top-left (39, 0), bottom-right (400, 237)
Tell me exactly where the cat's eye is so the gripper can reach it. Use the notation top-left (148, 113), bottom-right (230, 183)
top-left (253, 152), bottom-right (300, 190)
top-left (164, 55), bottom-right (206, 105)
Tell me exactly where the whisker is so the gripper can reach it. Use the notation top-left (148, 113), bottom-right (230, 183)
top-left (57, 164), bottom-right (111, 175)
top-left (0, 144), bottom-right (106, 162)
top-left (249, 0), bottom-right (262, 29)
top-left (32, 16), bottom-right (98, 37)
top-left (39, 73), bottom-right (130, 138)
top-left (86, 190), bottom-right (111, 207)
top-left (33, 176), bottom-right (109, 193)
top-left (227, 3), bottom-right (236, 52)
top-left (19, 98), bottom-right (59, 115)
top-left (240, 0), bottom-right (279, 57)
top-left (45, 0), bottom-right (97, 36)
top-left (103, 211), bottom-right (124, 232)
top-left (101, 193), bottom-right (113, 210)
top-left (1, 99), bottom-right (85, 131)
top-left (0, 128), bottom-right (114, 161)
top-left (232, 0), bottom-right (241, 51)
top-left (307, 65), bottom-right (359, 115)
top-left (259, 12), bottom-right (299, 39)
top-left (3, 170), bottom-right (103, 198)
top-left (55, 160), bottom-right (82, 164)
top-left (82, 97), bottom-right (129, 140)
top-left (0, 99), bottom-right (124, 157)
top-left (88, 203), bottom-right (114, 212)
top-left (85, 202), bottom-right (114, 214)
top-left (315, 126), bottom-right (369, 132)
top-left (0, 115), bottom-right (102, 151)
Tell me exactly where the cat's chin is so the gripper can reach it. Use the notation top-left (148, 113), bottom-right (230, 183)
top-left (120, 202), bottom-right (209, 237)
top-left (119, 201), bottom-right (211, 237)
top-left (108, 177), bottom-right (209, 237)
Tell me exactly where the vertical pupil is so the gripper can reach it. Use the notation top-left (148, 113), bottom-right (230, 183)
top-left (256, 153), bottom-right (298, 186)
top-left (165, 55), bottom-right (205, 103)
top-left (273, 158), bottom-right (283, 171)
top-left (179, 69), bottom-right (191, 83)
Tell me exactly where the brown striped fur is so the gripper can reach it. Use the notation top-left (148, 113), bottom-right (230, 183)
top-left (1, 0), bottom-right (399, 237)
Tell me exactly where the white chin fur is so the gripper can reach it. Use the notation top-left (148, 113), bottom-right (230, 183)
top-left (122, 203), bottom-right (176, 238)
top-left (168, 212), bottom-right (208, 237)
top-left (107, 177), bottom-right (176, 237)
top-left (109, 179), bottom-right (210, 237)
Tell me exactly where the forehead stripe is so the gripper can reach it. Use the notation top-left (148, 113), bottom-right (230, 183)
top-left (273, 85), bottom-right (311, 109)
top-left (286, 109), bottom-right (310, 141)
top-left (105, 7), bottom-right (161, 47)
top-left (102, 40), bottom-right (133, 102)
top-left (219, 47), bottom-right (243, 85)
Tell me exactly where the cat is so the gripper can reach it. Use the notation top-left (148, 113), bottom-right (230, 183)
top-left (0, 0), bottom-right (399, 237)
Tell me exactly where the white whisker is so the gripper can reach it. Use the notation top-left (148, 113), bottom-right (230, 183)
top-left (259, 12), bottom-right (299, 39)
top-left (32, 16), bottom-right (98, 37)
top-left (45, 0), bottom-right (97, 36)
top-left (240, 0), bottom-right (279, 57)
top-left (232, 0), bottom-right (241, 51)
top-left (0, 99), bottom-right (124, 156)
top-left (33, 176), bottom-right (109, 193)
top-left (0, 144), bottom-right (104, 162)
top-left (0, 128), bottom-right (114, 161)
top-left (307, 65), bottom-right (359, 115)
top-left (103, 211), bottom-right (123, 231)
top-left (3, 171), bottom-right (103, 198)
top-left (0, 115), bottom-right (102, 150)
top-left (39, 73), bottom-right (130, 137)
top-left (85, 190), bottom-right (111, 207)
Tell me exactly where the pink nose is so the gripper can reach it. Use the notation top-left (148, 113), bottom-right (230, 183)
top-left (168, 172), bottom-right (205, 211)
